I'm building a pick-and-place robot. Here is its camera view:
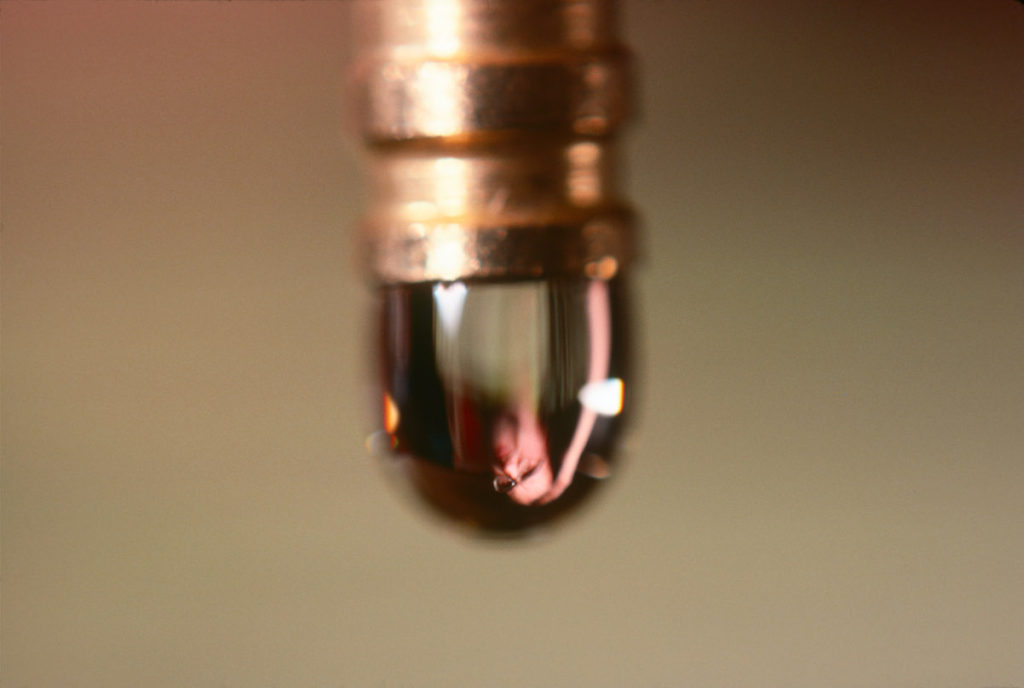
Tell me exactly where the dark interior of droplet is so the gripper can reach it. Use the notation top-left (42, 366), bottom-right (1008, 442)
top-left (376, 277), bottom-right (631, 534)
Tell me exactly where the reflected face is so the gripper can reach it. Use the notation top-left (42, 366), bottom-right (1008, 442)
top-left (491, 410), bottom-right (555, 505)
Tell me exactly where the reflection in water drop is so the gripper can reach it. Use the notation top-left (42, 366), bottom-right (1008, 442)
top-left (433, 281), bottom-right (467, 335)
top-left (377, 278), bottom-right (630, 533)
top-left (578, 377), bottom-right (624, 416)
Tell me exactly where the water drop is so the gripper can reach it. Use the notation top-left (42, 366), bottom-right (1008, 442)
top-left (375, 277), bottom-right (631, 534)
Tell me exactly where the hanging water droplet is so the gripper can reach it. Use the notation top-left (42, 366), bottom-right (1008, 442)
top-left (376, 277), bottom-right (631, 534)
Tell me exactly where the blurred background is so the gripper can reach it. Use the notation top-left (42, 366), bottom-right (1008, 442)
top-left (3, 1), bottom-right (1022, 685)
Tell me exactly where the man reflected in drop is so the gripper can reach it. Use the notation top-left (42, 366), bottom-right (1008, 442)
top-left (490, 399), bottom-right (555, 504)
top-left (379, 275), bottom-right (626, 529)
top-left (473, 280), bottom-right (614, 507)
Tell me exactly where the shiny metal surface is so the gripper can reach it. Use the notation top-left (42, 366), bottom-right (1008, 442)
top-left (351, 0), bottom-right (634, 283)
top-left (362, 139), bottom-right (633, 282)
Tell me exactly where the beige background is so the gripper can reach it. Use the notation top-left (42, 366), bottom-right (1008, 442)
top-left (3, 1), bottom-right (1022, 686)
